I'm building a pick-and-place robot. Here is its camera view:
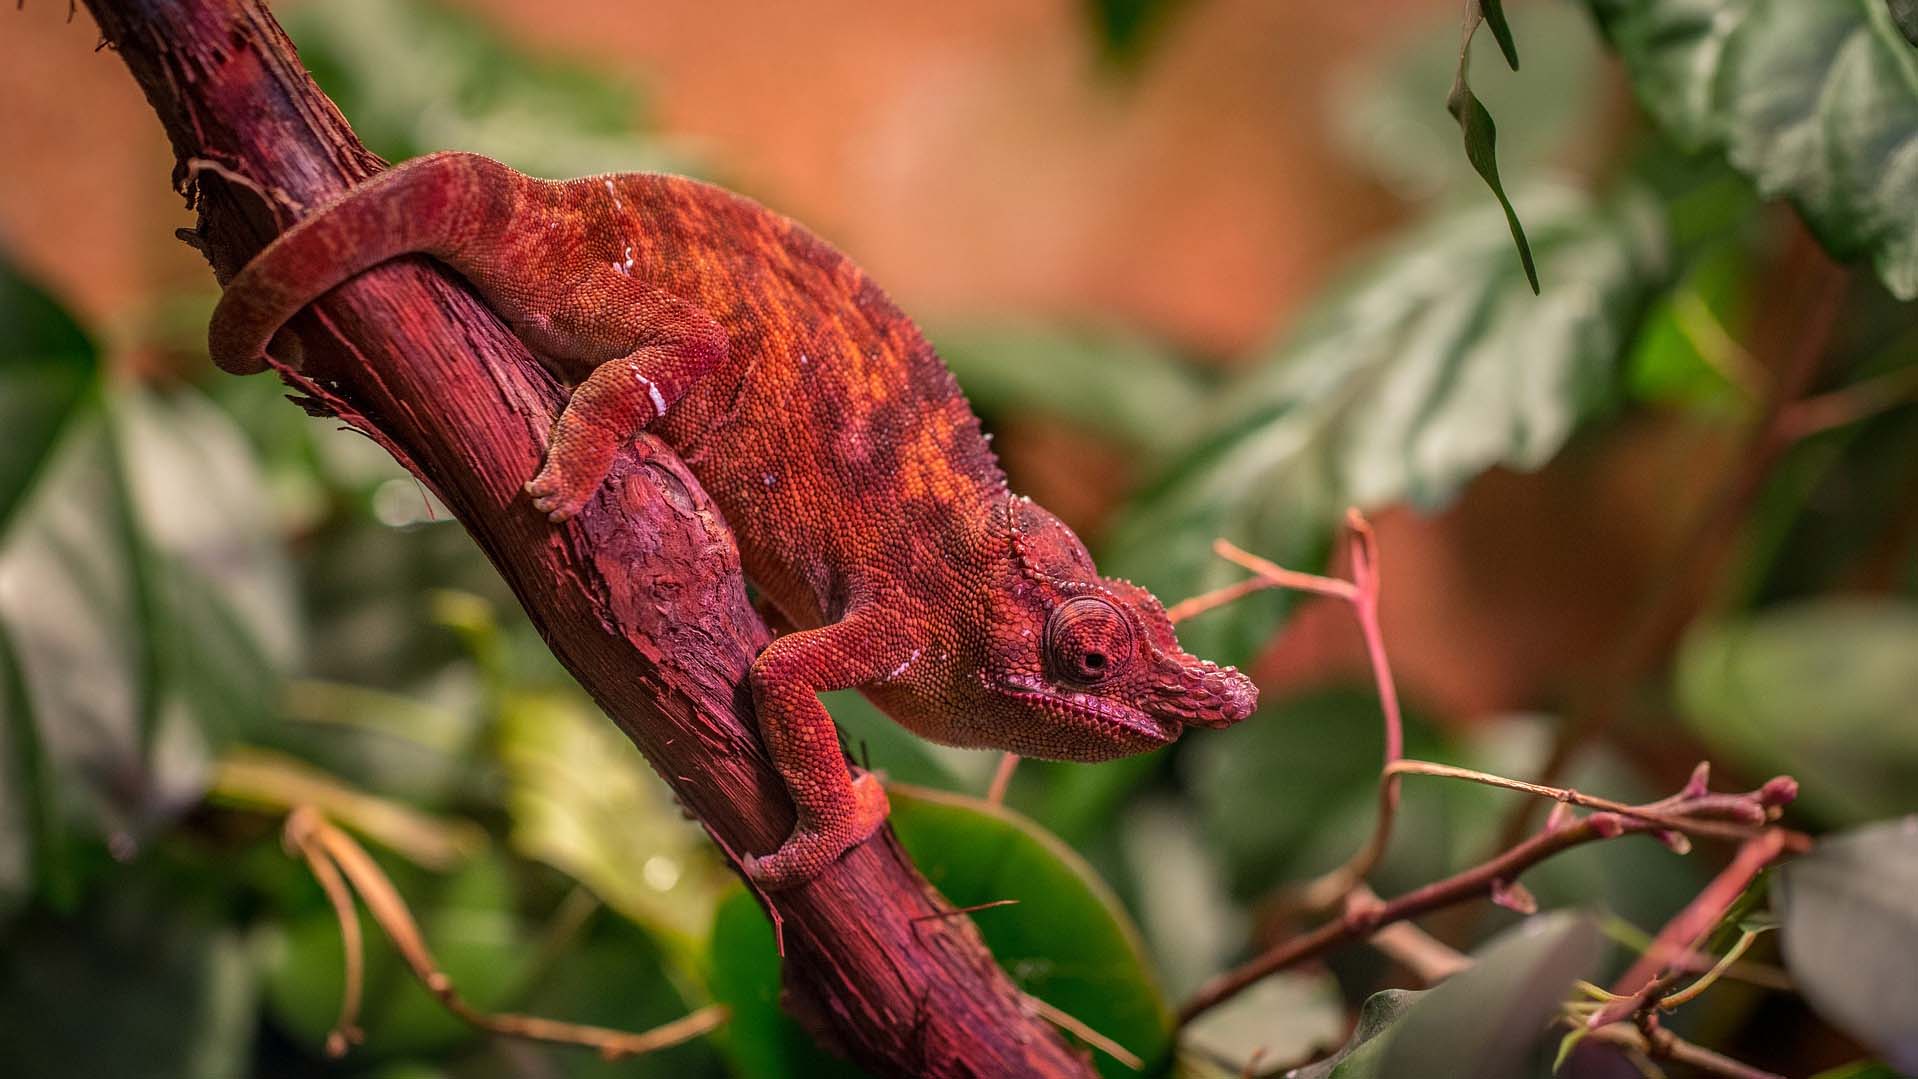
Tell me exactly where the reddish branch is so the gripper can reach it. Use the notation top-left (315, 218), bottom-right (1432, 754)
top-left (1177, 772), bottom-right (1804, 1025)
top-left (79, 1), bottom-right (1093, 1074)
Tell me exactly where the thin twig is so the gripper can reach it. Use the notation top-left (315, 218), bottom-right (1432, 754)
top-left (284, 807), bottom-right (728, 1061)
top-left (1588, 1021), bottom-right (1786, 1079)
top-left (986, 753), bottom-right (1020, 806)
top-left (1591, 830), bottom-right (1791, 1028)
top-left (1027, 996), bottom-right (1143, 1070)
top-left (1177, 775), bottom-right (1802, 1025)
top-left (911, 898), bottom-right (1021, 923)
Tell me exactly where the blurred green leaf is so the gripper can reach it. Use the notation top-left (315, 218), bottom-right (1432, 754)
top-left (706, 887), bottom-right (871, 1079)
top-left (1624, 239), bottom-right (1758, 411)
top-left (1586, 0), bottom-right (1918, 298)
top-left (1677, 600), bottom-right (1918, 824)
top-left (1333, 3), bottom-right (1602, 204)
top-left (1289, 989), bottom-right (1423, 1079)
top-left (932, 323), bottom-right (1212, 459)
top-left (0, 385), bottom-right (292, 909)
top-left (0, 263), bottom-right (96, 539)
top-left (1178, 972), bottom-right (1345, 1076)
top-left (498, 689), bottom-right (725, 957)
top-left (265, 849), bottom-right (531, 1059)
top-left (1449, 3), bottom-right (1538, 293)
top-left (1894, 0), bottom-right (1918, 45)
top-left (1085, 0), bottom-right (1193, 68)
top-left (1107, 184), bottom-right (1668, 667)
top-left (492, 906), bottom-right (725, 1078)
top-left (1811, 1063), bottom-right (1916, 1079)
top-left (1776, 817), bottom-right (1918, 1072)
top-left (821, 689), bottom-right (970, 791)
top-left (1374, 912), bottom-right (1600, 1079)
top-left (888, 784), bottom-right (1173, 1077)
top-left (0, 884), bottom-right (258, 1077)
top-left (285, 0), bottom-right (699, 179)
top-left (1120, 797), bottom-right (1248, 999)
top-left (1184, 690), bottom-right (1443, 898)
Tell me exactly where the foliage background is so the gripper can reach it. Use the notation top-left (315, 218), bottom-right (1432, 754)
top-left (1, 0), bottom-right (1914, 1076)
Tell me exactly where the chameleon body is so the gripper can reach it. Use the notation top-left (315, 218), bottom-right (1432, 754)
top-left (209, 152), bottom-right (1258, 887)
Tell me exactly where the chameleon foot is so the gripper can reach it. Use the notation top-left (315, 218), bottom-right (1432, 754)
top-left (745, 772), bottom-right (889, 890)
top-left (524, 443), bottom-right (616, 522)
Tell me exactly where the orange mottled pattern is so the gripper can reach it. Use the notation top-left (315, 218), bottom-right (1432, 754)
top-left (206, 152), bottom-right (1256, 886)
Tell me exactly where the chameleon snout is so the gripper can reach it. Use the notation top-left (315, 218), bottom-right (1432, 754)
top-left (1149, 658), bottom-right (1258, 730)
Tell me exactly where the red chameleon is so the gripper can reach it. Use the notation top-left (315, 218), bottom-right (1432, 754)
top-left (208, 151), bottom-right (1259, 888)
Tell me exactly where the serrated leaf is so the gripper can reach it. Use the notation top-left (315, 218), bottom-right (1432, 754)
top-left (1776, 818), bottom-right (1918, 1072)
top-left (1677, 599), bottom-right (1918, 825)
top-left (0, 381), bottom-right (292, 909)
top-left (1107, 185), bottom-right (1668, 667)
top-left (1586, 0), bottom-right (1918, 298)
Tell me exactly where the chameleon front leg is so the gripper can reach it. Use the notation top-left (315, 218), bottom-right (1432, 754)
top-left (744, 609), bottom-right (898, 889)
top-left (518, 288), bottom-right (727, 521)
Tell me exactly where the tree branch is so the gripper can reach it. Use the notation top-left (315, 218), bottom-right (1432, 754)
top-left (78, 1), bottom-right (1092, 1074)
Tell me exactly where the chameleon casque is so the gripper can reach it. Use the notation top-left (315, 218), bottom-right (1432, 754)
top-left (209, 151), bottom-right (1258, 888)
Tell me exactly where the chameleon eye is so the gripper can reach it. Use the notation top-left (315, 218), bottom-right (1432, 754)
top-left (1044, 596), bottom-right (1135, 685)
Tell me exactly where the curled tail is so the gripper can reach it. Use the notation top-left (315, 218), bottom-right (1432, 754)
top-left (207, 151), bottom-right (513, 374)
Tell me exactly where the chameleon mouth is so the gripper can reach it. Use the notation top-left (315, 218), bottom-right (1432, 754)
top-left (989, 675), bottom-right (1178, 747)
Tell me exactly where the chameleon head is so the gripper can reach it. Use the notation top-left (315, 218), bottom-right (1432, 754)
top-left (969, 496), bottom-right (1258, 761)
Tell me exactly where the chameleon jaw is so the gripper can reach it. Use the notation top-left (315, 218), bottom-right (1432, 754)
top-left (988, 674), bottom-right (1180, 750)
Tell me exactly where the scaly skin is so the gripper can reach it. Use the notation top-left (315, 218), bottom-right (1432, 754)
top-left (209, 152), bottom-right (1258, 888)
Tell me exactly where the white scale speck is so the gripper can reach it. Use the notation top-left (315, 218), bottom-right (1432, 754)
top-left (762, 472), bottom-right (778, 487)
top-left (634, 372), bottom-right (668, 414)
top-left (602, 178), bottom-right (622, 211)
top-left (883, 648), bottom-right (921, 682)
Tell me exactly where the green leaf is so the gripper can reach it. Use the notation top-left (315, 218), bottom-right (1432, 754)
top-left (707, 887), bottom-right (871, 1079)
top-left (1677, 600), bottom-right (1918, 825)
top-left (0, 262), bottom-right (96, 539)
top-left (931, 323), bottom-right (1213, 459)
top-left (1332, 3), bottom-right (1602, 204)
top-left (888, 784), bottom-right (1174, 1077)
top-left (1776, 818), bottom-right (1918, 1072)
top-left (1375, 912), bottom-right (1601, 1079)
top-left (1451, 2), bottom-right (1538, 292)
top-left (1586, 0), bottom-right (1918, 298)
top-left (497, 689), bottom-right (725, 956)
top-left (0, 387), bottom-right (291, 908)
top-left (1289, 989), bottom-right (1423, 1079)
top-left (284, 0), bottom-right (700, 179)
top-left (1107, 182), bottom-right (1666, 667)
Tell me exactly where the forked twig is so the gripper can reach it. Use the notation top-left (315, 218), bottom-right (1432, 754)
top-left (283, 807), bottom-right (727, 1061)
